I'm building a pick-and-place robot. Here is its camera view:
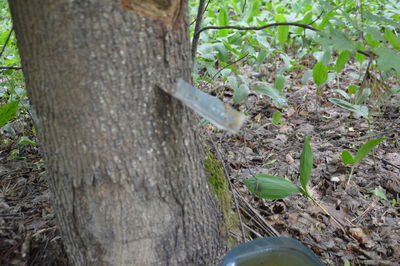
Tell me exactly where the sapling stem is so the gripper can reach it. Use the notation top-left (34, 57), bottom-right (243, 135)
top-left (309, 196), bottom-right (345, 232)
top-left (347, 165), bottom-right (355, 185)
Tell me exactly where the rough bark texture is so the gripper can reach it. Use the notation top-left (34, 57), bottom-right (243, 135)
top-left (9, 0), bottom-right (227, 265)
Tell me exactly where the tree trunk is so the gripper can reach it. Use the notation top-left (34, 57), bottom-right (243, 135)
top-left (9, 0), bottom-right (227, 265)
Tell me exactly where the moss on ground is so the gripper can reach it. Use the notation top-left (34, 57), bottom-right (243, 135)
top-left (204, 146), bottom-right (239, 248)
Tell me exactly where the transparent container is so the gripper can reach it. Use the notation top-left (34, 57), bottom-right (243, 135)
top-left (220, 237), bottom-right (324, 266)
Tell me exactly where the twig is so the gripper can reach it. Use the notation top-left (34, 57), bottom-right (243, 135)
top-left (195, 22), bottom-right (374, 58)
top-left (0, 66), bottom-right (22, 70)
top-left (191, 0), bottom-right (208, 60)
top-left (242, 0), bottom-right (247, 13)
top-left (309, 11), bottom-right (324, 25)
top-left (196, 22), bottom-right (319, 36)
top-left (211, 53), bottom-right (249, 80)
top-left (0, 27), bottom-right (13, 59)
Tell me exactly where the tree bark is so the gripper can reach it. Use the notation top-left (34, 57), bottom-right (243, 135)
top-left (9, 0), bottom-right (227, 265)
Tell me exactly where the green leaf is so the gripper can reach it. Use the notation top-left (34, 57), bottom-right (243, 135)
top-left (347, 85), bottom-right (359, 95)
top-left (233, 84), bottom-right (250, 104)
top-left (274, 75), bottom-right (285, 92)
top-left (301, 70), bottom-right (313, 84)
top-left (313, 62), bottom-right (328, 86)
top-left (256, 50), bottom-right (268, 69)
top-left (319, 30), bottom-right (355, 51)
top-left (335, 50), bottom-right (351, 72)
top-left (374, 47), bottom-right (400, 79)
top-left (276, 14), bottom-right (288, 47)
top-left (370, 189), bottom-right (388, 201)
top-left (244, 174), bottom-right (301, 199)
top-left (253, 86), bottom-right (287, 108)
top-left (328, 98), bottom-right (369, 119)
top-left (228, 76), bottom-right (238, 90)
top-left (272, 111), bottom-right (281, 125)
top-left (218, 7), bottom-right (229, 37)
top-left (341, 150), bottom-right (355, 165)
top-left (278, 25), bottom-right (289, 47)
top-left (218, 7), bottom-right (229, 26)
top-left (334, 89), bottom-right (350, 100)
top-left (17, 136), bottom-right (37, 146)
top-left (384, 28), bottom-right (400, 51)
top-left (353, 138), bottom-right (386, 164)
top-left (299, 136), bottom-right (313, 192)
top-left (0, 101), bottom-right (19, 128)
top-left (365, 33), bottom-right (380, 49)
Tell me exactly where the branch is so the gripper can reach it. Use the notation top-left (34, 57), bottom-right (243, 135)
top-left (196, 22), bottom-right (319, 36)
top-left (0, 28), bottom-right (14, 59)
top-left (0, 66), bottom-right (22, 70)
top-left (191, 0), bottom-right (209, 60)
top-left (194, 22), bottom-right (374, 58)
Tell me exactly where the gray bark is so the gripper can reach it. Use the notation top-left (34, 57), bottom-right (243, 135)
top-left (9, 0), bottom-right (226, 265)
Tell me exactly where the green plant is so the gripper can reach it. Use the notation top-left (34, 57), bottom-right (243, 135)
top-left (0, 100), bottom-right (19, 128)
top-left (190, 0), bottom-right (399, 112)
top-left (341, 138), bottom-right (386, 185)
top-left (328, 98), bottom-right (369, 121)
top-left (244, 136), bottom-right (334, 219)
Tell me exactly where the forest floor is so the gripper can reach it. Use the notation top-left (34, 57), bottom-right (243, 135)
top-left (0, 61), bottom-right (399, 265)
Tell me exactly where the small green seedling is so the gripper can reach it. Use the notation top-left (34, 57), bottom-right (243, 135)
top-left (17, 136), bottom-right (37, 146)
top-left (272, 111), bottom-right (282, 125)
top-left (244, 136), bottom-right (333, 218)
top-left (370, 188), bottom-right (399, 207)
top-left (341, 138), bottom-right (386, 185)
top-left (370, 188), bottom-right (388, 201)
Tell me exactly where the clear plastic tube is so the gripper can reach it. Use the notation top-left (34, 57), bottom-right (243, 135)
top-left (172, 79), bottom-right (246, 134)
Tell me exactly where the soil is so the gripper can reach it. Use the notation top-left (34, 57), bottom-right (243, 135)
top-left (0, 63), bottom-right (399, 265)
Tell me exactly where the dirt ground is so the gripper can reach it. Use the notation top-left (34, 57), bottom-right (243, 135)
top-left (0, 62), bottom-right (399, 265)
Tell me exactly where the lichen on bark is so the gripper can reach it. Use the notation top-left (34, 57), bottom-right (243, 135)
top-left (204, 146), bottom-right (239, 248)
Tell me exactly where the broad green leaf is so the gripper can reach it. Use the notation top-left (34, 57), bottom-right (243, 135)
top-left (374, 47), bottom-right (400, 79)
top-left (384, 29), bottom-right (400, 51)
top-left (0, 101), bottom-right (19, 128)
top-left (272, 111), bottom-right (281, 125)
top-left (328, 98), bottom-right (369, 119)
top-left (274, 75), bottom-right (285, 92)
top-left (319, 30), bottom-right (355, 51)
top-left (313, 62), bottom-right (328, 86)
top-left (218, 7), bottom-right (229, 37)
top-left (17, 136), bottom-right (37, 146)
top-left (370, 189), bottom-right (388, 201)
top-left (334, 89), bottom-right (350, 100)
top-left (276, 14), bottom-right (288, 47)
top-left (321, 49), bottom-right (332, 66)
top-left (353, 138), bottom-right (386, 164)
top-left (256, 50), bottom-right (268, 69)
top-left (335, 50), bottom-right (351, 72)
top-left (228, 76), bottom-right (238, 90)
top-left (233, 84), bottom-right (250, 104)
top-left (300, 136), bottom-right (313, 192)
top-left (253, 86), bottom-right (287, 108)
top-left (347, 85), bottom-right (359, 95)
top-left (278, 25), bottom-right (289, 47)
top-left (215, 43), bottom-right (229, 63)
top-left (218, 7), bottom-right (229, 26)
top-left (365, 33), bottom-right (380, 49)
top-left (244, 174), bottom-right (301, 199)
top-left (245, 0), bottom-right (260, 23)
top-left (301, 70), bottom-right (313, 84)
top-left (341, 150), bottom-right (355, 165)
